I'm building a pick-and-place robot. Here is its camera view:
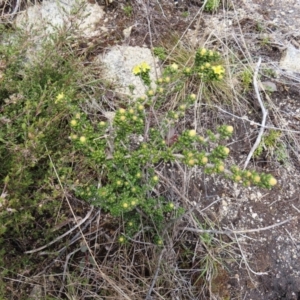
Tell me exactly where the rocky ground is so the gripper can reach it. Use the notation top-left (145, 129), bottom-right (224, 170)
top-left (1, 0), bottom-right (300, 299)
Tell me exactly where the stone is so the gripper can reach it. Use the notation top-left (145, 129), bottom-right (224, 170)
top-left (260, 81), bottom-right (278, 92)
top-left (100, 46), bottom-right (160, 99)
top-left (280, 46), bottom-right (300, 73)
top-left (15, 0), bottom-right (105, 37)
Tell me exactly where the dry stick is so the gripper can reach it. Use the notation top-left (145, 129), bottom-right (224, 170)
top-left (292, 204), bottom-right (300, 214)
top-left (179, 217), bottom-right (294, 236)
top-left (232, 228), bottom-right (268, 277)
top-left (11, 0), bottom-right (21, 16)
top-left (25, 206), bottom-right (94, 254)
top-left (145, 249), bottom-right (165, 300)
top-left (203, 104), bottom-right (300, 134)
top-left (243, 57), bottom-right (268, 169)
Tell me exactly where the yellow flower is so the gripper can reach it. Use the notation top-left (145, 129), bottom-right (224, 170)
top-left (164, 76), bottom-right (171, 83)
top-left (70, 119), bottom-right (77, 126)
top-left (71, 134), bottom-right (78, 140)
top-left (123, 202), bottom-right (129, 208)
top-left (211, 65), bottom-right (225, 75)
top-left (153, 175), bottom-right (159, 182)
top-left (188, 159), bottom-right (196, 166)
top-left (234, 175), bottom-right (242, 182)
top-left (188, 129), bottom-right (197, 137)
top-left (184, 67), bottom-right (191, 73)
top-left (223, 147), bottom-right (230, 155)
top-left (225, 125), bottom-right (233, 134)
top-left (99, 121), bottom-right (106, 126)
top-left (169, 203), bottom-right (175, 209)
top-left (55, 92), bottom-right (64, 103)
top-left (140, 62), bottom-right (150, 72)
top-left (205, 62), bottom-right (210, 68)
top-left (75, 113), bottom-right (81, 119)
top-left (131, 200), bottom-right (137, 206)
top-left (171, 63), bottom-right (179, 70)
top-left (133, 65), bottom-right (141, 75)
top-left (200, 48), bottom-right (207, 55)
top-left (190, 94), bottom-right (196, 100)
top-left (137, 104), bottom-right (144, 111)
top-left (147, 90), bottom-right (154, 96)
top-left (79, 136), bottom-right (86, 143)
top-left (245, 171), bottom-right (252, 178)
top-left (201, 157), bottom-right (208, 164)
top-left (120, 115), bottom-right (126, 121)
top-left (253, 175), bottom-right (260, 183)
top-left (119, 108), bottom-right (126, 114)
top-left (119, 236), bottom-right (125, 243)
top-left (217, 164), bottom-right (225, 172)
top-left (268, 177), bottom-right (277, 186)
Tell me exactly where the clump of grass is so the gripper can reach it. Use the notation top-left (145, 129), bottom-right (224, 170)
top-left (254, 129), bottom-right (288, 163)
top-left (240, 67), bottom-right (253, 92)
top-left (123, 5), bottom-right (133, 17)
top-left (204, 0), bottom-right (220, 12)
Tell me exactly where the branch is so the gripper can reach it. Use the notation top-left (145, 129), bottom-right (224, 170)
top-left (243, 57), bottom-right (268, 169)
top-left (25, 206), bottom-right (94, 254)
top-left (180, 217), bottom-right (294, 236)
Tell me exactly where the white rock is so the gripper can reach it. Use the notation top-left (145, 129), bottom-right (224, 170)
top-left (123, 25), bottom-right (135, 39)
top-left (280, 46), bottom-right (300, 73)
top-left (15, 0), bottom-right (105, 37)
top-left (100, 46), bottom-right (160, 99)
top-left (260, 81), bottom-right (278, 92)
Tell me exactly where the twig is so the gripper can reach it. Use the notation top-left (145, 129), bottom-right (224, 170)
top-left (292, 204), bottom-right (300, 214)
top-left (232, 228), bottom-right (268, 276)
top-left (155, 0), bottom-right (166, 18)
top-left (203, 104), bottom-right (300, 134)
top-left (59, 248), bottom-right (82, 296)
top-left (25, 206), bottom-right (94, 254)
top-left (243, 57), bottom-right (268, 169)
top-left (145, 249), bottom-right (165, 300)
top-left (179, 217), bottom-right (294, 236)
top-left (11, 0), bottom-right (21, 16)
